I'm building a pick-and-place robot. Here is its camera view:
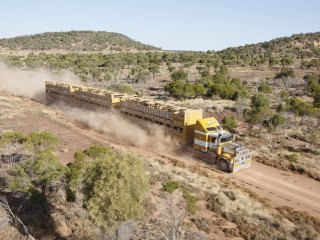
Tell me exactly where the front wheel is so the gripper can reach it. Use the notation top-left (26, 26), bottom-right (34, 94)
top-left (218, 159), bottom-right (230, 172)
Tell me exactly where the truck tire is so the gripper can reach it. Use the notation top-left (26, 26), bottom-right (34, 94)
top-left (218, 159), bottom-right (230, 172)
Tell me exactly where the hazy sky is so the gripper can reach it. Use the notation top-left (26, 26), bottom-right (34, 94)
top-left (1, 0), bottom-right (319, 51)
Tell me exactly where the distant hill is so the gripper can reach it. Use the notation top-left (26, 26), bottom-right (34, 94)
top-left (0, 31), bottom-right (159, 53)
top-left (216, 32), bottom-right (320, 65)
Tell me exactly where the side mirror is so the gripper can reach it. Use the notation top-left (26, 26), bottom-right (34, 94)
top-left (217, 134), bottom-right (221, 147)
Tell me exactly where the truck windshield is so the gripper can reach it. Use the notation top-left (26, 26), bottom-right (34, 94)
top-left (220, 135), bottom-right (233, 143)
top-left (207, 125), bottom-right (222, 132)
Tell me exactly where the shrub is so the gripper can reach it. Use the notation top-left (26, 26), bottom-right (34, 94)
top-left (28, 132), bottom-right (59, 151)
top-left (9, 150), bottom-right (66, 199)
top-left (286, 153), bottom-right (299, 162)
top-left (162, 180), bottom-right (180, 193)
top-left (82, 144), bottom-right (111, 159)
top-left (0, 132), bottom-right (26, 146)
top-left (222, 116), bottom-right (238, 132)
top-left (108, 84), bottom-right (136, 95)
top-left (170, 69), bottom-right (188, 81)
top-left (274, 68), bottom-right (295, 79)
top-left (288, 97), bottom-right (318, 117)
top-left (184, 192), bottom-right (198, 214)
top-left (66, 187), bottom-right (76, 202)
top-left (258, 84), bottom-right (272, 94)
top-left (81, 148), bottom-right (149, 233)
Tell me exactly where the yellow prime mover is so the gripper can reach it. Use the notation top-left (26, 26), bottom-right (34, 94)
top-left (46, 81), bottom-right (251, 172)
top-left (190, 117), bottom-right (251, 172)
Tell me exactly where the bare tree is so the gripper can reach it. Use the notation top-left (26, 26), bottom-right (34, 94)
top-left (0, 197), bottom-right (35, 239)
top-left (152, 191), bottom-right (187, 240)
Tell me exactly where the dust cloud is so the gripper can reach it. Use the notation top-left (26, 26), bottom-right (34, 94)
top-left (0, 61), bottom-right (177, 153)
top-left (55, 104), bottom-right (178, 153)
top-left (0, 62), bottom-right (79, 103)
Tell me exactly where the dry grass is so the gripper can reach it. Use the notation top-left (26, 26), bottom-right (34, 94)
top-left (143, 152), bottom-right (320, 239)
top-left (247, 112), bottom-right (320, 181)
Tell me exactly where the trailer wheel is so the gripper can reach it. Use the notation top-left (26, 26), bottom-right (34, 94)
top-left (218, 159), bottom-right (230, 172)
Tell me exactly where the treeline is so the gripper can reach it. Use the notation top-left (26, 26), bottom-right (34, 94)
top-left (4, 51), bottom-right (319, 83)
top-left (0, 31), bottom-right (159, 51)
top-left (1, 32), bottom-right (319, 72)
top-left (216, 32), bottom-right (320, 67)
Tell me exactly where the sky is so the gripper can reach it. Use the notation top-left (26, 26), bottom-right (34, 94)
top-left (0, 0), bottom-right (319, 51)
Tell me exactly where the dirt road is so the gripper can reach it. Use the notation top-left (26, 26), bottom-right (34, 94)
top-left (230, 162), bottom-right (320, 217)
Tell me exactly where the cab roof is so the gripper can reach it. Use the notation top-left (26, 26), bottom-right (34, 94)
top-left (197, 117), bottom-right (221, 133)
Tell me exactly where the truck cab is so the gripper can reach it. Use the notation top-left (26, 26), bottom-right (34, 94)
top-left (193, 117), bottom-right (251, 172)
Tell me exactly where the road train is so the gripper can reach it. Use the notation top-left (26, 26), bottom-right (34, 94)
top-left (46, 81), bottom-right (251, 172)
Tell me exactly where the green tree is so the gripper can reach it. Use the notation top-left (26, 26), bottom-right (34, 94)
top-left (266, 113), bottom-right (287, 133)
top-left (288, 97), bottom-right (318, 121)
top-left (251, 93), bottom-right (270, 110)
top-left (170, 69), bottom-right (188, 81)
top-left (9, 150), bottom-right (66, 199)
top-left (193, 84), bottom-right (207, 97)
top-left (305, 77), bottom-right (320, 108)
top-left (246, 93), bottom-right (273, 137)
top-left (184, 83), bottom-right (195, 98)
top-left (148, 63), bottom-right (160, 78)
top-left (280, 56), bottom-right (293, 69)
top-left (0, 132), bottom-right (26, 147)
top-left (165, 79), bottom-right (187, 98)
top-left (28, 132), bottom-right (59, 152)
top-left (82, 150), bottom-right (148, 233)
top-left (222, 116), bottom-right (238, 132)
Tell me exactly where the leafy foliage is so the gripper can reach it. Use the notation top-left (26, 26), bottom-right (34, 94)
top-left (204, 67), bottom-right (249, 100)
top-left (245, 93), bottom-right (274, 137)
top-left (222, 116), bottom-right (238, 132)
top-left (264, 113), bottom-right (287, 133)
top-left (165, 67), bottom-right (249, 100)
top-left (170, 69), bottom-right (188, 81)
top-left (148, 63), bottom-right (160, 78)
top-left (9, 150), bottom-right (66, 199)
top-left (67, 145), bottom-right (149, 233)
top-left (258, 84), bottom-right (272, 94)
top-left (286, 153), bottom-right (300, 162)
top-left (28, 131), bottom-right (59, 151)
top-left (304, 73), bottom-right (320, 108)
top-left (0, 132), bottom-right (26, 147)
top-left (162, 181), bottom-right (180, 194)
top-left (165, 80), bottom-right (207, 99)
top-left (183, 192), bottom-right (198, 215)
top-left (288, 97), bottom-right (319, 117)
top-left (251, 93), bottom-right (270, 110)
top-left (108, 84), bottom-right (137, 95)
